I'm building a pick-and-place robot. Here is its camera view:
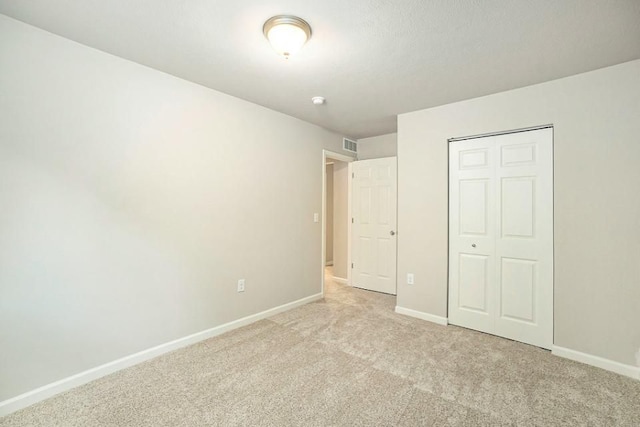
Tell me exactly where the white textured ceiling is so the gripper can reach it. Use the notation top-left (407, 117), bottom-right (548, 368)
top-left (1, 1), bottom-right (639, 138)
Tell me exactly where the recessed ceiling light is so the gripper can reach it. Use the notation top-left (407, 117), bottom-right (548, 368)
top-left (312, 96), bottom-right (326, 105)
top-left (263, 15), bottom-right (312, 59)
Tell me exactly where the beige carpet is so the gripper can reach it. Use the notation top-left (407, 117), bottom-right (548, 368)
top-left (2, 271), bottom-right (639, 426)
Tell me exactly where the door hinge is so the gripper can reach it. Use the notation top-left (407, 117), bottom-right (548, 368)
top-left (351, 217), bottom-right (354, 223)
top-left (351, 263), bottom-right (354, 269)
top-left (352, 172), bottom-right (354, 178)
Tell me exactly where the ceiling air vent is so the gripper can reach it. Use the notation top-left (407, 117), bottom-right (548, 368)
top-left (343, 138), bottom-right (357, 153)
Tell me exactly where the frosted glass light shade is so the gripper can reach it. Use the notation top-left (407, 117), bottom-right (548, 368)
top-left (263, 16), bottom-right (312, 58)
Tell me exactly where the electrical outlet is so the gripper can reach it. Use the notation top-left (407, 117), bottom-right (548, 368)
top-left (407, 273), bottom-right (414, 285)
top-left (237, 279), bottom-right (245, 292)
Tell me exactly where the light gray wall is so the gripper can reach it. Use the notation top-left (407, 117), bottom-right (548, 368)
top-left (325, 163), bottom-right (334, 264)
top-left (0, 15), bottom-right (355, 401)
top-left (332, 161), bottom-right (349, 279)
top-left (357, 133), bottom-right (397, 160)
top-left (397, 59), bottom-right (640, 367)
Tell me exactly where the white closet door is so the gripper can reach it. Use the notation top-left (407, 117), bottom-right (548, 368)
top-left (351, 157), bottom-right (397, 295)
top-left (494, 129), bottom-right (553, 348)
top-left (449, 128), bottom-right (553, 349)
top-left (448, 137), bottom-right (497, 334)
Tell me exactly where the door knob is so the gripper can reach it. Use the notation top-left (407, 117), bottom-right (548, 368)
top-left (472, 244), bottom-right (476, 247)
top-left (390, 231), bottom-right (396, 236)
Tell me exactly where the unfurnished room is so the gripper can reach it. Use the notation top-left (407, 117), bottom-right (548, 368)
top-left (1, 1), bottom-right (639, 426)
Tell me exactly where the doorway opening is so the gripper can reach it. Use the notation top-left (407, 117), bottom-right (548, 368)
top-left (321, 150), bottom-right (354, 295)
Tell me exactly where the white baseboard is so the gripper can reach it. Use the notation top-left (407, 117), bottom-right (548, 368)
top-left (332, 276), bottom-right (348, 285)
top-left (552, 346), bottom-right (639, 381)
top-left (0, 293), bottom-right (323, 417)
top-left (395, 306), bottom-right (448, 326)
top-left (325, 261), bottom-right (333, 266)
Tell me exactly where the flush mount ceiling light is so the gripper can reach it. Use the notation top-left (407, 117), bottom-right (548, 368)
top-left (263, 15), bottom-right (312, 59)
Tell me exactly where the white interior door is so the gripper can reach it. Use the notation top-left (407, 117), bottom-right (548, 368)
top-left (448, 137), bottom-right (497, 334)
top-left (351, 157), bottom-right (397, 295)
top-left (449, 128), bottom-right (553, 349)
